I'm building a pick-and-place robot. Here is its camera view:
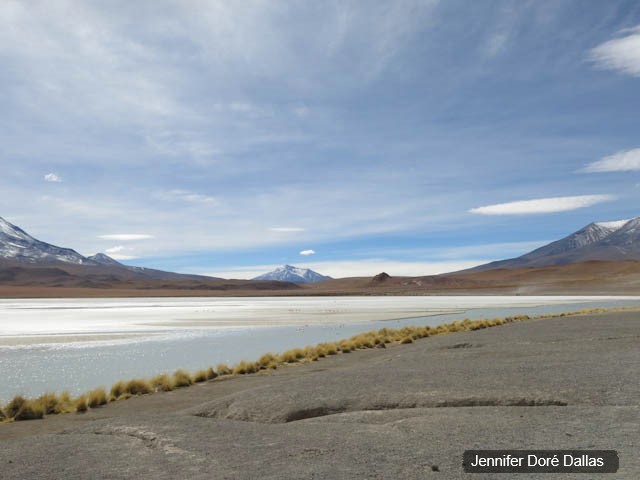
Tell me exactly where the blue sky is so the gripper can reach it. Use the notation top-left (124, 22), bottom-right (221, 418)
top-left (2, 1), bottom-right (640, 278)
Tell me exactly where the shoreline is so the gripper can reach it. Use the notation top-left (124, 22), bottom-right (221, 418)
top-left (1, 306), bottom-right (631, 423)
top-left (1, 308), bottom-right (638, 478)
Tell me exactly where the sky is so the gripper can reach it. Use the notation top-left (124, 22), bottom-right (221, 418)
top-left (2, 1), bottom-right (640, 279)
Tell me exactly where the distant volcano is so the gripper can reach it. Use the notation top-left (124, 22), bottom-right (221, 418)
top-left (469, 217), bottom-right (640, 271)
top-left (253, 265), bottom-right (332, 284)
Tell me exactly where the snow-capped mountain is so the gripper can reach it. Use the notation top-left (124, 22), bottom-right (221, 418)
top-left (253, 265), bottom-right (332, 284)
top-left (0, 216), bottom-right (90, 265)
top-left (471, 216), bottom-right (640, 271)
top-left (0, 216), bottom-right (220, 281)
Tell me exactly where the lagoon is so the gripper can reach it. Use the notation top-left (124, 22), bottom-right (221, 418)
top-left (1, 296), bottom-right (639, 402)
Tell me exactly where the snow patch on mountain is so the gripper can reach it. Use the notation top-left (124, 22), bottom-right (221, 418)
top-left (0, 216), bottom-right (90, 265)
top-left (594, 219), bottom-right (630, 231)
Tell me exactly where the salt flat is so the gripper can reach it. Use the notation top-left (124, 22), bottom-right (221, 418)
top-left (2, 295), bottom-right (638, 345)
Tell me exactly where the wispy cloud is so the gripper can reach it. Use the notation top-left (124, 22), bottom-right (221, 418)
top-left (165, 189), bottom-right (219, 204)
top-left (269, 227), bottom-right (305, 233)
top-left (108, 254), bottom-right (136, 260)
top-left (98, 234), bottom-right (154, 241)
top-left (103, 245), bottom-right (136, 260)
top-left (589, 25), bottom-right (640, 76)
top-left (582, 148), bottom-right (640, 173)
top-left (299, 249), bottom-right (315, 256)
top-left (1, 3), bottom-right (637, 268)
top-left (44, 173), bottom-right (62, 183)
top-left (470, 195), bottom-right (615, 215)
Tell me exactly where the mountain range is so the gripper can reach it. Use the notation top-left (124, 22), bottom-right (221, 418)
top-left (2, 215), bottom-right (640, 295)
top-left (0, 216), bottom-right (215, 281)
top-left (470, 217), bottom-right (640, 271)
top-left (253, 265), bottom-right (332, 284)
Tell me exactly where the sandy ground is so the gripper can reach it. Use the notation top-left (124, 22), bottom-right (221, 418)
top-left (1, 310), bottom-right (638, 479)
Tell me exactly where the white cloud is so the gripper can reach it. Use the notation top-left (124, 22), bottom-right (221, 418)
top-left (107, 253), bottom-right (137, 260)
top-left (204, 259), bottom-right (483, 280)
top-left (94, 246), bottom-right (136, 260)
top-left (165, 189), bottom-right (219, 204)
top-left (299, 249), bottom-right (315, 256)
top-left (44, 173), bottom-right (62, 182)
top-left (469, 195), bottom-right (615, 215)
top-left (269, 227), bottom-right (306, 233)
top-left (589, 26), bottom-right (640, 76)
top-left (98, 234), bottom-right (154, 241)
top-left (582, 148), bottom-right (640, 173)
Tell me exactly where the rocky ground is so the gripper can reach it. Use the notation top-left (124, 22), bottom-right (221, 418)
top-left (1, 311), bottom-right (638, 479)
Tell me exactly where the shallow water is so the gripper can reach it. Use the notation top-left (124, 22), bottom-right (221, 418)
top-left (1, 296), bottom-right (639, 402)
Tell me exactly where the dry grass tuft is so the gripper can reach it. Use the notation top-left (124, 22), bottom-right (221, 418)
top-left (109, 381), bottom-right (127, 401)
top-left (4, 396), bottom-right (27, 419)
top-left (75, 395), bottom-right (88, 413)
top-left (87, 388), bottom-right (108, 408)
top-left (194, 367), bottom-right (217, 383)
top-left (56, 391), bottom-right (74, 414)
top-left (15, 400), bottom-right (44, 420)
top-left (258, 353), bottom-right (278, 369)
top-left (172, 369), bottom-right (193, 388)
top-left (216, 363), bottom-right (232, 375)
top-left (34, 392), bottom-right (60, 415)
top-left (150, 373), bottom-right (175, 392)
top-left (279, 348), bottom-right (306, 363)
top-left (4, 396), bottom-right (44, 420)
top-left (233, 360), bottom-right (259, 375)
top-left (125, 379), bottom-right (152, 396)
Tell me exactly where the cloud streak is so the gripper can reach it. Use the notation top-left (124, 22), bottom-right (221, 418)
top-left (98, 234), bottom-right (154, 241)
top-left (469, 195), bottom-right (615, 216)
top-left (269, 227), bottom-right (305, 233)
top-left (299, 249), bottom-right (315, 256)
top-left (589, 26), bottom-right (640, 76)
top-left (165, 189), bottom-right (219, 204)
top-left (582, 148), bottom-right (640, 173)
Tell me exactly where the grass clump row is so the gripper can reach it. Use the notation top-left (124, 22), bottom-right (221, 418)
top-left (1, 307), bottom-right (625, 423)
top-left (0, 365), bottom-right (224, 423)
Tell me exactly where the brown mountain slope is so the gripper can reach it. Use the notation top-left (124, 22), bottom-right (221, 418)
top-left (305, 260), bottom-right (640, 295)
top-left (2, 259), bottom-right (639, 297)
top-left (0, 260), bottom-right (302, 297)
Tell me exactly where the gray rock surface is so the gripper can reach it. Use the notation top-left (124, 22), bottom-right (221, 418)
top-left (2, 311), bottom-right (639, 479)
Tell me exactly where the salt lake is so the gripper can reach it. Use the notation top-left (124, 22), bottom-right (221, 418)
top-left (1, 296), bottom-right (639, 402)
